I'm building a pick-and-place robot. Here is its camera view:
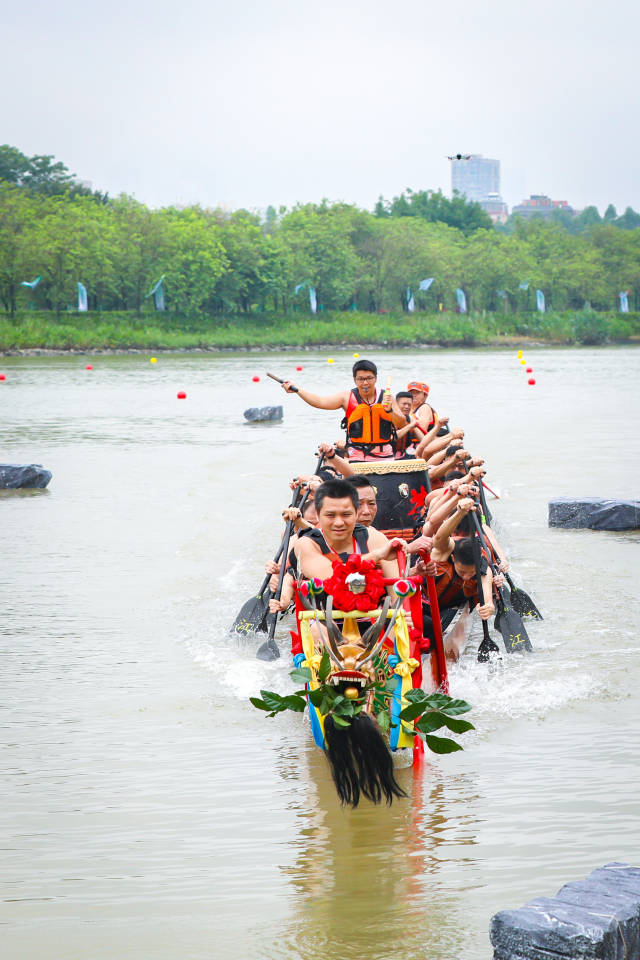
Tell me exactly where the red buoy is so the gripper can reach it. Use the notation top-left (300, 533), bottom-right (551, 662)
top-left (85, 364), bottom-right (93, 371)
top-left (0, 374), bottom-right (5, 381)
top-left (296, 365), bottom-right (303, 371)
top-left (252, 375), bottom-right (260, 382)
top-left (528, 378), bottom-right (536, 385)
top-left (177, 391), bottom-right (187, 399)
top-left (526, 366), bottom-right (533, 373)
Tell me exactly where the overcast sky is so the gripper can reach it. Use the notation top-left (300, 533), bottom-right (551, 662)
top-left (3, 0), bottom-right (638, 214)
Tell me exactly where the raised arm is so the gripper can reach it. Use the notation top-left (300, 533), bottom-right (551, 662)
top-left (431, 497), bottom-right (476, 559)
top-left (282, 381), bottom-right (348, 411)
top-left (317, 442), bottom-right (354, 477)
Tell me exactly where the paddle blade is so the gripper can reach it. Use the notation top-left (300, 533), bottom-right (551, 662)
top-left (495, 591), bottom-right (533, 654)
top-left (510, 586), bottom-right (544, 621)
top-left (256, 638), bottom-right (280, 660)
top-left (477, 634), bottom-right (500, 662)
top-left (477, 623), bottom-right (500, 662)
top-left (230, 593), bottom-right (270, 636)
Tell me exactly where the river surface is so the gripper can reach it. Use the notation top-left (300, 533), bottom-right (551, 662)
top-left (1, 345), bottom-right (639, 960)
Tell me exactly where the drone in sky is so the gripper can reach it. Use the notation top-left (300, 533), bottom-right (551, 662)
top-left (448, 154), bottom-right (471, 160)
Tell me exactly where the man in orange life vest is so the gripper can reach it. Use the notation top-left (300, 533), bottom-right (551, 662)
top-left (281, 360), bottom-right (406, 462)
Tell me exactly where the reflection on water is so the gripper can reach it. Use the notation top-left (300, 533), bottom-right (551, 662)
top-left (2, 347), bottom-right (640, 960)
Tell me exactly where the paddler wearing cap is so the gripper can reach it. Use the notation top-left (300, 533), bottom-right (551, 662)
top-left (280, 359), bottom-right (406, 462)
top-left (407, 380), bottom-right (442, 434)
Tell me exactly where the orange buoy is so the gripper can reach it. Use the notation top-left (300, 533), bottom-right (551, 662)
top-left (526, 367), bottom-right (533, 373)
top-left (85, 364), bottom-right (93, 371)
top-left (0, 374), bottom-right (5, 381)
top-left (528, 378), bottom-right (536, 385)
top-left (177, 391), bottom-right (187, 399)
top-left (252, 375), bottom-right (260, 382)
top-left (296, 365), bottom-right (303, 371)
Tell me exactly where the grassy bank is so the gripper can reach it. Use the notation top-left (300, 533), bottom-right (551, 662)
top-left (1, 309), bottom-right (639, 353)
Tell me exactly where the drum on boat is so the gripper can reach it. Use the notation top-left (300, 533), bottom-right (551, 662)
top-left (350, 458), bottom-right (430, 539)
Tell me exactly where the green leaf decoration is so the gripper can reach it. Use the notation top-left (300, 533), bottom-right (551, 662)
top-left (398, 701), bottom-right (431, 723)
top-left (440, 716), bottom-right (475, 734)
top-left (424, 734), bottom-right (464, 754)
top-left (331, 714), bottom-right (351, 728)
top-left (438, 698), bottom-right (473, 716)
top-left (333, 699), bottom-right (355, 718)
top-left (420, 692), bottom-right (453, 709)
top-left (376, 710), bottom-right (391, 733)
top-left (282, 695), bottom-right (307, 713)
top-left (307, 687), bottom-right (325, 708)
top-left (404, 687), bottom-right (428, 704)
top-left (289, 667), bottom-right (312, 684)
top-left (259, 689), bottom-right (288, 712)
top-left (385, 677), bottom-right (400, 694)
top-left (318, 649), bottom-right (331, 683)
top-left (249, 697), bottom-right (270, 712)
top-left (416, 711), bottom-right (450, 733)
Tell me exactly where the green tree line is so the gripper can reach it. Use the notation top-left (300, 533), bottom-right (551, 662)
top-left (1, 145), bottom-right (639, 318)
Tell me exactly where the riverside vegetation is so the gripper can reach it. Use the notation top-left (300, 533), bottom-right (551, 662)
top-left (3, 308), bottom-right (638, 352)
top-left (1, 144), bottom-right (639, 349)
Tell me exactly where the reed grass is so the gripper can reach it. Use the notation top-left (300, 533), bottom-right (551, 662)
top-left (1, 309), bottom-right (638, 351)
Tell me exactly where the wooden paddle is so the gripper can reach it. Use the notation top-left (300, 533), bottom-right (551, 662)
top-left (478, 473), bottom-right (493, 526)
top-left (230, 484), bottom-right (301, 636)
top-left (476, 502), bottom-right (543, 621)
top-left (256, 506), bottom-right (298, 661)
top-left (472, 512), bottom-right (533, 654)
top-left (230, 451), bottom-right (326, 637)
top-left (267, 372), bottom-right (299, 392)
top-left (473, 529), bottom-right (501, 663)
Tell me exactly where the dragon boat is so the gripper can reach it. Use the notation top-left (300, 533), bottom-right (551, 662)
top-left (250, 457), bottom-right (479, 807)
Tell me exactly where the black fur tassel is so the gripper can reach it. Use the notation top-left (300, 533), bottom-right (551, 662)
top-left (324, 713), bottom-right (407, 808)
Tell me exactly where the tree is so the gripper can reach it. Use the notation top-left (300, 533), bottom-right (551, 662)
top-left (0, 144), bottom-right (76, 195)
top-left (279, 203), bottom-right (361, 310)
top-left (159, 207), bottom-right (228, 315)
top-left (0, 182), bottom-right (41, 314)
top-left (376, 188), bottom-right (492, 234)
top-left (615, 206), bottom-right (640, 230)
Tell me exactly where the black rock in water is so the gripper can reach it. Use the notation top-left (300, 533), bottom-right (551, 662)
top-left (243, 406), bottom-right (283, 422)
top-left (549, 497), bottom-right (640, 531)
top-left (0, 464), bottom-right (52, 489)
top-left (490, 861), bottom-right (640, 959)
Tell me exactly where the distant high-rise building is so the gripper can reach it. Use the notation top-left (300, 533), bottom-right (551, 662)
top-left (451, 154), bottom-right (500, 203)
top-left (450, 154), bottom-right (508, 223)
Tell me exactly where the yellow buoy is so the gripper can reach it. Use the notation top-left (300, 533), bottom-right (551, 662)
top-left (520, 359), bottom-right (526, 365)
top-left (353, 352), bottom-right (360, 358)
top-left (517, 350), bottom-right (523, 358)
top-left (150, 357), bottom-right (157, 364)
top-left (328, 358), bottom-right (334, 364)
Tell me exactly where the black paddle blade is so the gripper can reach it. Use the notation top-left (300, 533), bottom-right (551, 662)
top-left (477, 622), bottom-right (500, 662)
top-left (495, 590), bottom-right (533, 654)
top-left (256, 637), bottom-right (280, 660)
top-left (477, 634), bottom-right (500, 662)
top-left (509, 585), bottom-right (544, 621)
top-left (493, 584), bottom-right (510, 635)
top-left (230, 593), bottom-right (270, 636)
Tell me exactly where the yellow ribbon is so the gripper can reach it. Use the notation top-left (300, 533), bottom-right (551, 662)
top-left (303, 654), bottom-right (323, 672)
top-left (394, 658), bottom-right (419, 677)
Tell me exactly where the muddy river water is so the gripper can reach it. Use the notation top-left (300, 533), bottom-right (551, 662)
top-left (2, 345), bottom-right (639, 959)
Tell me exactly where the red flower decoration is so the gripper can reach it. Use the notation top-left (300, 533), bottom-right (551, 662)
top-left (322, 554), bottom-right (386, 612)
top-left (408, 485), bottom-right (428, 517)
